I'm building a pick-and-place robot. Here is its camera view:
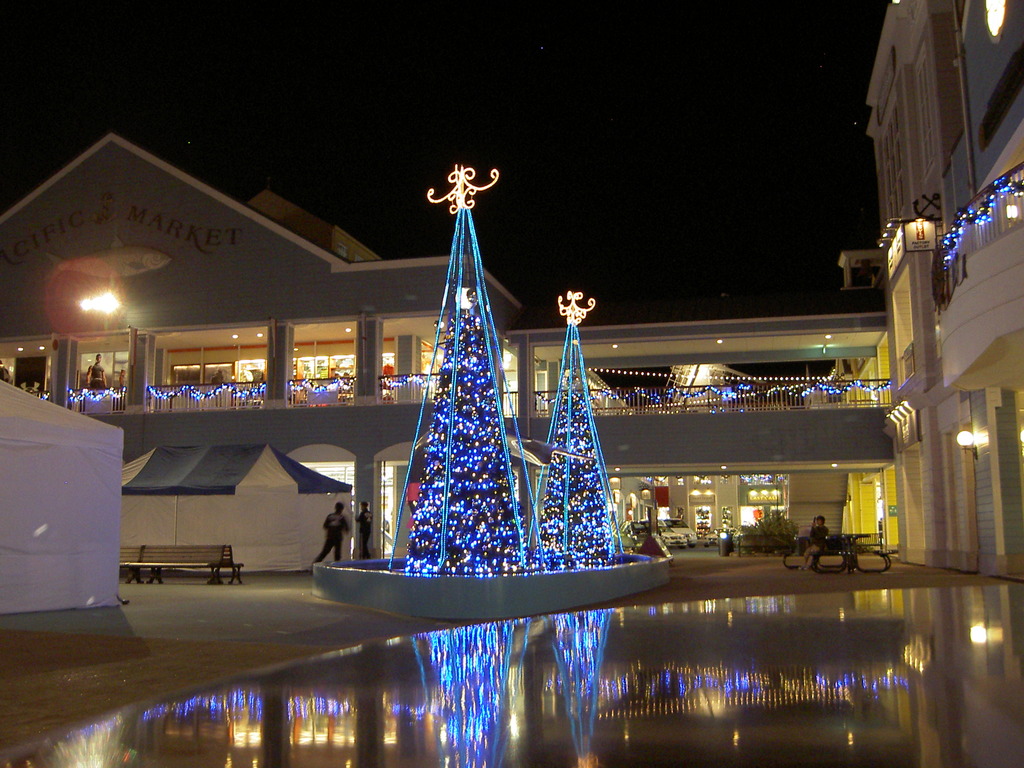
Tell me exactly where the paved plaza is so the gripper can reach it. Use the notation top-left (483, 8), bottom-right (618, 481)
top-left (0, 551), bottom-right (1005, 751)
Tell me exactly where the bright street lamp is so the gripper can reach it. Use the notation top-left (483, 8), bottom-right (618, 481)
top-left (80, 292), bottom-right (120, 314)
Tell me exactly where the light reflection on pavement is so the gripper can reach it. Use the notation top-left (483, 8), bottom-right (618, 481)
top-left (5, 585), bottom-right (1024, 768)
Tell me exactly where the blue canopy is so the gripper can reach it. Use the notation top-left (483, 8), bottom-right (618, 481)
top-left (121, 444), bottom-right (352, 495)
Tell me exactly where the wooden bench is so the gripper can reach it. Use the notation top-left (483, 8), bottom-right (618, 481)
top-left (782, 534), bottom-right (895, 573)
top-left (120, 544), bottom-right (243, 584)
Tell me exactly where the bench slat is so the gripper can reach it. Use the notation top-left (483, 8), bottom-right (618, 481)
top-left (120, 544), bottom-right (243, 585)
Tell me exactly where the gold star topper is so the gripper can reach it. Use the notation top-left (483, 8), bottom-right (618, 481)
top-left (558, 290), bottom-right (596, 326)
top-left (427, 165), bottom-right (499, 213)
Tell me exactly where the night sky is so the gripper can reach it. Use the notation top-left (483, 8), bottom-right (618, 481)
top-left (1, 6), bottom-right (890, 308)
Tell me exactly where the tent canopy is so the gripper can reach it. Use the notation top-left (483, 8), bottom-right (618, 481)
top-left (0, 383), bottom-right (123, 614)
top-left (122, 444), bottom-right (352, 495)
top-left (120, 444), bottom-right (352, 570)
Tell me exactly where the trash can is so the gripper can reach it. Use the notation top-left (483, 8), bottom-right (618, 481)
top-left (718, 531), bottom-right (733, 557)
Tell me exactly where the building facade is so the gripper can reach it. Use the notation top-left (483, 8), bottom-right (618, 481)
top-left (868, 0), bottom-right (1024, 575)
top-left (0, 134), bottom-right (895, 561)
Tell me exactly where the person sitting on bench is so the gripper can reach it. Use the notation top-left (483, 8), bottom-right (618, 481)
top-left (801, 515), bottom-right (829, 570)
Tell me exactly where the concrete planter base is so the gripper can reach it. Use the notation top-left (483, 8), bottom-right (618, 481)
top-left (312, 554), bottom-right (671, 620)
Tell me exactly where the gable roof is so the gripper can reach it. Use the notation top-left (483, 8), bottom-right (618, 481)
top-left (0, 132), bottom-right (347, 269)
top-left (121, 444), bottom-right (351, 495)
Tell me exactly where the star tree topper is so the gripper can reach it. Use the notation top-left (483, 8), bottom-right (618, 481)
top-left (428, 165), bottom-right (500, 213)
top-left (558, 290), bottom-right (596, 326)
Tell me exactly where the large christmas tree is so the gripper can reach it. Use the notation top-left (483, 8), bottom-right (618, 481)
top-left (537, 292), bottom-right (618, 570)
top-left (417, 620), bottom-right (529, 767)
top-left (404, 167), bottom-right (531, 576)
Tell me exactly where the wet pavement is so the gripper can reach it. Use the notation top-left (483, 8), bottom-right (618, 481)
top-left (0, 551), bottom-right (1018, 766)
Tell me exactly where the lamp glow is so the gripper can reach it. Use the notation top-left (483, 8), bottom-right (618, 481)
top-left (987, 0), bottom-right (1006, 36)
top-left (956, 430), bottom-right (975, 448)
top-left (79, 292), bottom-right (120, 313)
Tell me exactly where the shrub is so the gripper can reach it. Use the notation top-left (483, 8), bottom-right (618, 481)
top-left (740, 510), bottom-right (798, 543)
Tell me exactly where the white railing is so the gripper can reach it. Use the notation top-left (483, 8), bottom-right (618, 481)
top-left (380, 374), bottom-right (435, 405)
top-left (80, 376), bottom-right (889, 416)
top-left (288, 377), bottom-right (355, 407)
top-left (534, 379), bottom-right (891, 416)
top-left (67, 388), bottom-right (127, 414)
top-left (145, 383), bottom-right (266, 412)
top-left (937, 159), bottom-right (1024, 308)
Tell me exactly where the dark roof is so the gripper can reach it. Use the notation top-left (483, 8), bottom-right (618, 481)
top-left (122, 444), bottom-right (352, 495)
top-left (508, 289), bottom-right (886, 331)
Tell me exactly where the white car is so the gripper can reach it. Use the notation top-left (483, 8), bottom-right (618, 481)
top-left (658, 519), bottom-right (697, 548)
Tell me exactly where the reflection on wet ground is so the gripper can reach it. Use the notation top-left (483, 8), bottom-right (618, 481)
top-left (5, 584), bottom-right (1024, 767)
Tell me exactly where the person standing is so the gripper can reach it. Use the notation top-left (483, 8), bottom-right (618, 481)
top-left (314, 502), bottom-right (349, 564)
top-left (356, 501), bottom-right (372, 559)
top-left (87, 354), bottom-right (107, 389)
top-left (0, 360), bottom-right (11, 384)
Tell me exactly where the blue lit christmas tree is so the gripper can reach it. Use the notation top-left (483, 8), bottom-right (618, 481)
top-left (416, 620), bottom-right (529, 767)
top-left (537, 292), bottom-right (619, 570)
top-left (403, 166), bottom-right (531, 576)
top-left (552, 610), bottom-right (612, 766)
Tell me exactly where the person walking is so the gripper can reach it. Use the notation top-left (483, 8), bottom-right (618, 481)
top-left (314, 502), bottom-right (349, 564)
top-left (356, 501), bottom-right (372, 559)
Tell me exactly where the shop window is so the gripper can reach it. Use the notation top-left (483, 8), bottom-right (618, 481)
top-left (204, 363), bottom-right (233, 384)
top-left (172, 364), bottom-right (201, 385)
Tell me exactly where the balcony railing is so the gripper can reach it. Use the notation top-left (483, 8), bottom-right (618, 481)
top-left (145, 382), bottom-right (266, 412)
top-left (71, 376), bottom-right (890, 416)
top-left (534, 379), bottom-right (891, 416)
top-left (67, 388), bottom-right (127, 414)
top-left (936, 159), bottom-right (1024, 309)
top-left (379, 374), bottom-right (435, 405)
top-left (288, 377), bottom-right (356, 406)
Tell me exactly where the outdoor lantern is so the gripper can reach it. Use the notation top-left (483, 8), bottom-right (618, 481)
top-left (956, 430), bottom-right (975, 448)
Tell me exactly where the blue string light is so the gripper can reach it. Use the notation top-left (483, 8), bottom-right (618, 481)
top-left (404, 207), bottom-right (532, 576)
top-left (537, 322), bottom-right (619, 569)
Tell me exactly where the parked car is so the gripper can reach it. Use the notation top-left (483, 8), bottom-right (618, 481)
top-left (658, 519), bottom-right (697, 548)
top-left (619, 520), bottom-right (649, 550)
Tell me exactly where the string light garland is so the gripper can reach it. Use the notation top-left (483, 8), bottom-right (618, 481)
top-left (536, 379), bottom-right (890, 411)
top-left (290, 376), bottom-right (355, 395)
top-left (942, 171), bottom-right (1024, 265)
top-left (590, 367), bottom-right (672, 379)
top-left (143, 382), bottom-right (266, 404)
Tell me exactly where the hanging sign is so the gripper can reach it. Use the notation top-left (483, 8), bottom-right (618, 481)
top-left (905, 219), bottom-right (936, 251)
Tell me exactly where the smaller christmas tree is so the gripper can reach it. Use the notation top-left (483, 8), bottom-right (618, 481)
top-left (537, 292), bottom-right (619, 570)
top-left (552, 610), bottom-right (612, 766)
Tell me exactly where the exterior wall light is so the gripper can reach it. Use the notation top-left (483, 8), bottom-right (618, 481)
top-left (956, 430), bottom-right (975, 447)
top-left (957, 429), bottom-right (978, 459)
top-left (1007, 203), bottom-right (1020, 220)
top-left (987, 0), bottom-right (1006, 38)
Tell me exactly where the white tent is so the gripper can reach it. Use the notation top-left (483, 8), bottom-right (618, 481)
top-left (0, 383), bottom-right (124, 614)
top-left (120, 444), bottom-right (352, 570)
